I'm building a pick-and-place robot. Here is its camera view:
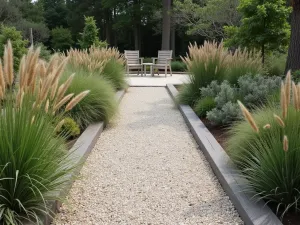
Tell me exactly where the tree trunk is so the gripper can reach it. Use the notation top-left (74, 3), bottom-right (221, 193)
top-left (133, 0), bottom-right (141, 50)
top-left (286, 0), bottom-right (300, 72)
top-left (170, 0), bottom-right (175, 57)
top-left (161, 0), bottom-right (171, 50)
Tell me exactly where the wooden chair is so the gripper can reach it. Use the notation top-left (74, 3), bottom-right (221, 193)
top-left (124, 50), bottom-right (143, 76)
top-left (152, 50), bottom-right (173, 77)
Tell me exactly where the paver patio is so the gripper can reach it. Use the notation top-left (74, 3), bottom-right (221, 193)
top-left (55, 87), bottom-right (242, 225)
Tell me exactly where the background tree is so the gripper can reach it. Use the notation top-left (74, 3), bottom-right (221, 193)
top-left (0, 25), bottom-right (28, 69)
top-left (286, 0), bottom-right (300, 71)
top-left (174, 0), bottom-right (240, 40)
top-left (161, 0), bottom-right (171, 50)
top-left (79, 16), bottom-right (107, 49)
top-left (50, 27), bottom-right (73, 51)
top-left (224, 0), bottom-right (291, 63)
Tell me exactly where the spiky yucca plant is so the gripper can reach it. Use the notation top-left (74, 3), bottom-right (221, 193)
top-left (227, 71), bottom-right (300, 219)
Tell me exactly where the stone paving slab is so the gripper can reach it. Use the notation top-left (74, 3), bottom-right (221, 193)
top-left (127, 74), bottom-right (189, 86)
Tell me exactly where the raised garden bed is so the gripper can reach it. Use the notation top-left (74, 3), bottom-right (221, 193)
top-left (25, 90), bottom-right (126, 225)
top-left (167, 83), bottom-right (283, 225)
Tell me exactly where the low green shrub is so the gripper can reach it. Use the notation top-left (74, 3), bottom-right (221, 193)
top-left (171, 61), bottom-right (187, 72)
top-left (201, 75), bottom-right (281, 125)
top-left (101, 59), bottom-right (126, 90)
top-left (194, 97), bottom-right (216, 118)
top-left (57, 117), bottom-right (80, 139)
top-left (0, 100), bottom-right (75, 224)
top-left (64, 72), bottom-right (118, 128)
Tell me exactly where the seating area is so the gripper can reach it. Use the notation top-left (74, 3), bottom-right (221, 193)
top-left (125, 50), bottom-right (173, 77)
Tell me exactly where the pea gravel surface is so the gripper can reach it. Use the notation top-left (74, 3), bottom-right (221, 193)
top-left (54, 87), bottom-right (243, 225)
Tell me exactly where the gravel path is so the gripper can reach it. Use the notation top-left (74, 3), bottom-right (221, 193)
top-left (55, 87), bottom-right (243, 225)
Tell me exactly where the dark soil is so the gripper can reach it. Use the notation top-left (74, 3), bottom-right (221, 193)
top-left (282, 213), bottom-right (300, 225)
top-left (201, 118), bottom-right (229, 149)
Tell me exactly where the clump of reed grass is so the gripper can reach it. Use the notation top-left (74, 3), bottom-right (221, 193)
top-left (66, 46), bottom-right (125, 73)
top-left (178, 40), bottom-right (263, 105)
top-left (226, 47), bottom-right (263, 84)
top-left (0, 41), bottom-right (89, 118)
top-left (227, 71), bottom-right (300, 219)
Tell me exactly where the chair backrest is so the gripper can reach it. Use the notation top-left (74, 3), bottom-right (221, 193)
top-left (157, 50), bottom-right (172, 64)
top-left (124, 50), bottom-right (140, 64)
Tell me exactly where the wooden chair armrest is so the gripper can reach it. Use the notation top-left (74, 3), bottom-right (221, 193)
top-left (139, 58), bottom-right (144, 64)
top-left (152, 57), bottom-right (157, 64)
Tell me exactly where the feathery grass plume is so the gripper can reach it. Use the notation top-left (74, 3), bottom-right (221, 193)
top-left (263, 124), bottom-right (271, 129)
top-left (46, 54), bottom-right (59, 75)
top-left (45, 99), bottom-right (49, 113)
top-left (281, 82), bottom-right (288, 119)
top-left (283, 135), bottom-right (288, 152)
top-left (55, 119), bottom-right (65, 132)
top-left (38, 61), bottom-right (47, 79)
top-left (285, 70), bottom-right (291, 107)
top-left (274, 114), bottom-right (285, 128)
top-left (238, 100), bottom-right (259, 133)
top-left (66, 47), bottom-right (125, 73)
top-left (50, 79), bottom-right (58, 100)
top-left (56, 74), bottom-right (75, 103)
top-left (0, 60), bottom-right (5, 93)
top-left (65, 90), bottom-right (90, 111)
top-left (4, 40), bottom-right (14, 86)
top-left (225, 47), bottom-right (263, 84)
top-left (53, 93), bottom-right (74, 113)
top-left (292, 81), bottom-right (299, 110)
top-left (51, 57), bottom-right (68, 85)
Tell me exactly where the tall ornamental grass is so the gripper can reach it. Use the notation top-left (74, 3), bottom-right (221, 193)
top-left (178, 41), bottom-right (263, 106)
top-left (227, 71), bottom-right (300, 218)
top-left (226, 48), bottom-right (263, 84)
top-left (63, 70), bottom-right (118, 128)
top-left (179, 41), bottom-right (228, 106)
top-left (66, 47), bottom-right (126, 90)
top-left (0, 99), bottom-right (75, 224)
top-left (0, 41), bottom-right (89, 224)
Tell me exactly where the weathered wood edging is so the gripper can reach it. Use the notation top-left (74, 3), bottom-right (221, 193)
top-left (166, 84), bottom-right (282, 225)
top-left (28, 90), bottom-right (126, 225)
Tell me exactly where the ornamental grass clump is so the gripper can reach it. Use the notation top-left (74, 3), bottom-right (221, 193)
top-left (0, 99), bottom-right (75, 224)
top-left (226, 48), bottom-right (263, 84)
top-left (0, 41), bottom-right (89, 224)
top-left (66, 47), bottom-right (126, 90)
top-left (62, 70), bottom-right (118, 128)
top-left (178, 41), bottom-right (228, 106)
top-left (227, 71), bottom-right (300, 218)
top-left (0, 41), bottom-right (89, 117)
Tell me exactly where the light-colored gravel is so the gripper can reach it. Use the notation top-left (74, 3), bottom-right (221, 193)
top-left (54, 87), bottom-right (243, 225)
